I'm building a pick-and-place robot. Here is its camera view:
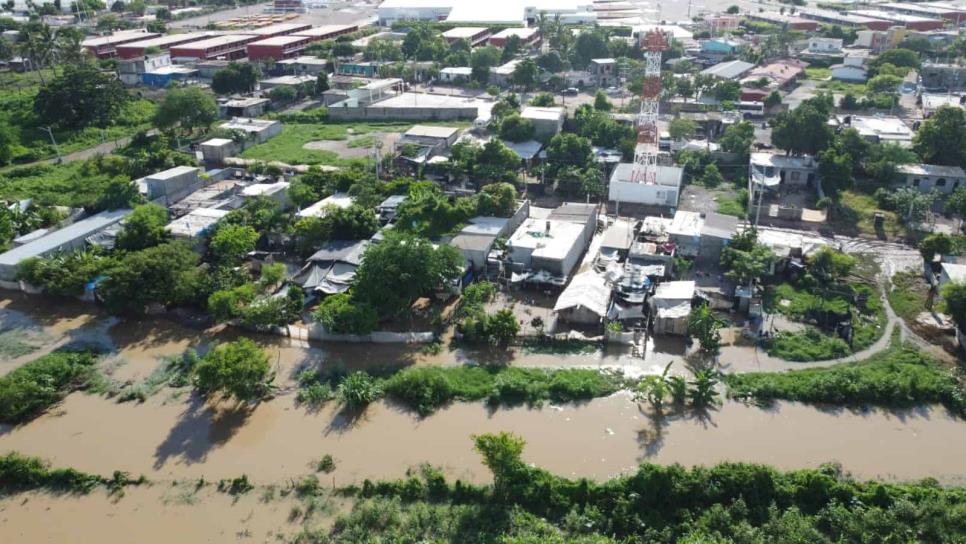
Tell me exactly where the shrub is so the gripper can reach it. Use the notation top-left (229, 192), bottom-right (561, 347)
top-left (317, 455), bottom-right (336, 474)
top-left (338, 372), bottom-right (380, 409)
top-left (314, 293), bottom-right (379, 335)
top-left (194, 339), bottom-right (272, 401)
top-left (0, 350), bottom-right (100, 424)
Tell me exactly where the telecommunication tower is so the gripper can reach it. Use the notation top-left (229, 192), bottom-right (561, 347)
top-left (630, 30), bottom-right (669, 185)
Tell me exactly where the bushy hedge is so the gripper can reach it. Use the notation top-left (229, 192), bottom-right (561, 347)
top-left (0, 350), bottom-right (100, 424)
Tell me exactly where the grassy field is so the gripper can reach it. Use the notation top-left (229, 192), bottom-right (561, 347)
top-left (830, 190), bottom-right (908, 239)
top-left (888, 270), bottom-right (931, 321)
top-left (763, 280), bottom-right (886, 361)
top-left (0, 160), bottom-right (121, 207)
top-left (238, 122), bottom-right (411, 167)
top-left (239, 121), bottom-right (469, 167)
top-left (0, 68), bottom-right (157, 165)
top-left (715, 189), bottom-right (748, 219)
top-left (804, 67), bottom-right (831, 81)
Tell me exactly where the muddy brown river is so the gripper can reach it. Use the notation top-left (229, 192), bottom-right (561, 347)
top-left (2, 293), bottom-right (966, 542)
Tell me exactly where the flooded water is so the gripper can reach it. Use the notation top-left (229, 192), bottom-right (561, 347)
top-left (3, 393), bottom-right (966, 487)
top-left (3, 292), bottom-right (966, 542)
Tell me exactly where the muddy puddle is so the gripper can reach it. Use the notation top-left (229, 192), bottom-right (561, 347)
top-left (3, 392), bottom-right (965, 487)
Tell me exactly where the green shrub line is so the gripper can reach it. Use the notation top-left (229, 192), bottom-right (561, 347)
top-left (0, 452), bottom-right (146, 495)
top-left (0, 349), bottom-right (102, 424)
top-left (726, 335), bottom-right (966, 417)
top-left (297, 433), bottom-right (966, 543)
top-left (297, 365), bottom-right (629, 416)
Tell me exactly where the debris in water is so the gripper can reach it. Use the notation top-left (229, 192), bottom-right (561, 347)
top-left (605, 428), bottom-right (614, 435)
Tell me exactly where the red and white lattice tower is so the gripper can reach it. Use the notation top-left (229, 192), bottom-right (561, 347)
top-left (630, 31), bottom-right (669, 184)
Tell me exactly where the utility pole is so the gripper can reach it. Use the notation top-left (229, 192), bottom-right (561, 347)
top-left (43, 126), bottom-right (61, 163)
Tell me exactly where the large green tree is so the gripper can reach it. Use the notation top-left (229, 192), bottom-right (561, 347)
top-left (114, 204), bottom-right (170, 252)
top-left (913, 106), bottom-right (966, 167)
top-left (153, 87), bottom-right (217, 136)
top-left (352, 233), bottom-right (464, 317)
top-left (769, 97), bottom-right (833, 156)
top-left (34, 63), bottom-right (130, 129)
top-left (98, 242), bottom-right (201, 315)
top-left (194, 338), bottom-right (272, 401)
top-left (211, 62), bottom-right (259, 95)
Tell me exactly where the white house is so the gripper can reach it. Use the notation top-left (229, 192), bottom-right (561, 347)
top-left (608, 163), bottom-right (685, 207)
top-left (831, 54), bottom-right (869, 83)
top-left (896, 164), bottom-right (966, 195)
top-left (807, 37), bottom-right (843, 54)
top-left (440, 66), bottom-right (472, 82)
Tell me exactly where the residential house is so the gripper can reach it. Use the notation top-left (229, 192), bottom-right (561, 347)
top-left (296, 240), bottom-right (369, 295)
top-left (219, 97), bottom-right (271, 118)
top-left (749, 152), bottom-right (819, 189)
top-left (667, 210), bottom-right (703, 258)
top-left (700, 59), bottom-right (755, 81)
top-left (807, 37), bottom-right (844, 54)
top-left (521, 107), bottom-right (565, 138)
top-left (297, 193), bottom-right (355, 219)
top-left (698, 212), bottom-right (739, 263)
top-left (589, 58), bottom-right (617, 87)
top-left (649, 280), bottom-right (695, 335)
top-left (831, 54), bottom-right (869, 82)
top-left (832, 115), bottom-right (913, 146)
top-left (920, 62), bottom-right (966, 91)
top-left (608, 163), bottom-right (685, 207)
top-left (699, 37), bottom-right (741, 57)
top-left (896, 164), bottom-right (966, 194)
top-left (553, 271), bottom-right (612, 325)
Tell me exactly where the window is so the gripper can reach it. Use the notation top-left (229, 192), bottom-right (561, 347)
top-left (913, 178), bottom-right (920, 187)
top-left (937, 178), bottom-right (947, 187)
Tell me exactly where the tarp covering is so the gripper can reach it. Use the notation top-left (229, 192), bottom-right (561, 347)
top-left (554, 271), bottom-right (611, 317)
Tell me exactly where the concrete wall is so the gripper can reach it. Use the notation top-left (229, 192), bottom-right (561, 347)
top-left (327, 106), bottom-right (479, 121)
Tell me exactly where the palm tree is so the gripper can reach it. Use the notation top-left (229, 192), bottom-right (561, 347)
top-left (19, 22), bottom-right (54, 86)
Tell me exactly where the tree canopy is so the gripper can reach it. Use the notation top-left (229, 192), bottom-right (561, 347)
top-left (114, 204), bottom-right (169, 252)
top-left (211, 62), bottom-right (259, 95)
top-left (913, 106), bottom-right (966, 168)
top-left (352, 232), bottom-right (464, 317)
top-left (194, 338), bottom-right (272, 401)
top-left (153, 87), bottom-right (217, 135)
top-left (98, 242), bottom-right (201, 315)
top-left (34, 63), bottom-right (130, 129)
top-left (770, 96), bottom-right (833, 156)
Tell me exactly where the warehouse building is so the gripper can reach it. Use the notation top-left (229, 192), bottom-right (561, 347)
top-left (377, 0), bottom-right (588, 26)
top-left (115, 32), bottom-right (217, 59)
top-left (247, 35), bottom-right (314, 60)
top-left (0, 209), bottom-right (133, 282)
top-left (170, 34), bottom-right (258, 61)
top-left (745, 11), bottom-right (818, 31)
top-left (82, 29), bottom-right (161, 59)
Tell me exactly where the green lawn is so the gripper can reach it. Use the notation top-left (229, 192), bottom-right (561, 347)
top-left (805, 67), bottom-right (831, 81)
top-left (817, 79), bottom-right (867, 95)
top-left (715, 189), bottom-right (748, 219)
top-left (239, 122), bottom-right (412, 167)
top-left (830, 190), bottom-right (908, 239)
top-left (763, 280), bottom-right (887, 361)
top-left (888, 270), bottom-right (930, 321)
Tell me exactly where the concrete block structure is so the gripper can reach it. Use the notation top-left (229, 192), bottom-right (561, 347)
top-left (520, 106), bottom-right (565, 138)
top-left (291, 24), bottom-right (359, 41)
top-left (488, 27), bottom-right (540, 48)
top-left (142, 166), bottom-right (203, 205)
top-left (219, 117), bottom-right (282, 143)
top-left (608, 163), bottom-right (684, 207)
top-left (896, 164), bottom-right (966, 194)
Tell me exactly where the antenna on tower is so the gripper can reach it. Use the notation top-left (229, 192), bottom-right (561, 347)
top-left (629, 30), bottom-right (668, 186)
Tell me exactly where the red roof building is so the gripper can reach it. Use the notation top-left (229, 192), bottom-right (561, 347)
top-left (170, 34), bottom-right (258, 60)
top-left (247, 35), bottom-right (314, 60)
top-left (291, 24), bottom-right (359, 41)
top-left (82, 30), bottom-right (161, 59)
top-left (115, 32), bottom-right (217, 59)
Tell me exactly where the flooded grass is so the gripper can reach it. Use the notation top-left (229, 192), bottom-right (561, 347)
top-left (726, 335), bottom-right (966, 416)
top-left (0, 327), bottom-right (51, 360)
top-left (297, 365), bottom-right (631, 416)
top-left (0, 452), bottom-right (145, 495)
top-left (0, 349), bottom-right (101, 424)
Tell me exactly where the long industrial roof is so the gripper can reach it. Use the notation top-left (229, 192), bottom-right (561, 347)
top-left (0, 209), bottom-right (132, 267)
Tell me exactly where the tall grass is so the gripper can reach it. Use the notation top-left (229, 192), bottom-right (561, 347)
top-left (296, 365), bottom-right (628, 416)
top-left (727, 337), bottom-right (966, 416)
top-left (0, 350), bottom-right (100, 424)
top-left (0, 452), bottom-right (145, 494)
